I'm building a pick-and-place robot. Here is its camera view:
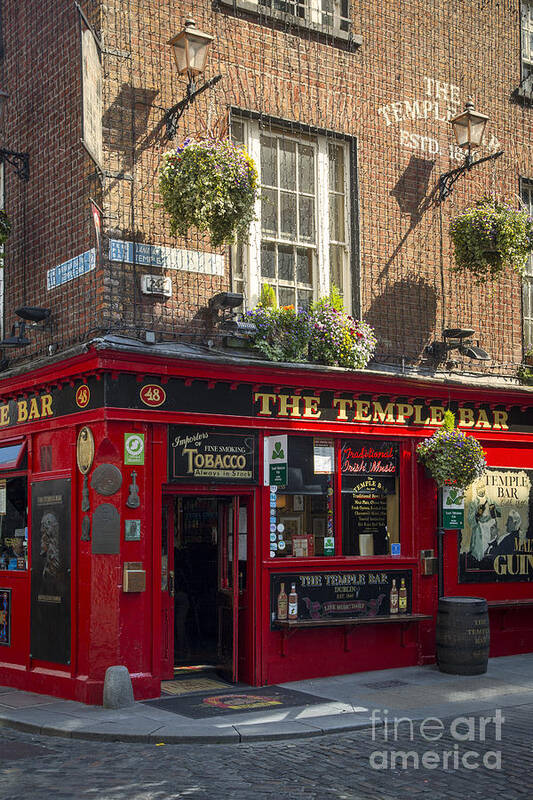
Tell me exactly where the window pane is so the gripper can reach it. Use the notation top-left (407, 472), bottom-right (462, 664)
top-left (231, 120), bottom-right (245, 145)
top-left (296, 248), bottom-right (313, 284)
top-left (298, 144), bottom-right (315, 194)
top-left (278, 245), bottom-right (294, 281)
top-left (261, 243), bottom-right (276, 278)
top-left (260, 135), bottom-right (277, 187)
top-left (329, 244), bottom-right (344, 295)
top-left (261, 188), bottom-right (278, 236)
top-left (341, 440), bottom-right (400, 557)
top-left (329, 143), bottom-right (345, 193)
top-left (0, 477), bottom-right (28, 571)
top-left (278, 287), bottom-right (296, 307)
top-left (269, 436), bottom-right (335, 560)
top-left (280, 191), bottom-right (297, 238)
top-left (299, 195), bottom-right (315, 242)
top-left (298, 289), bottom-right (313, 311)
top-left (279, 139), bottom-right (296, 190)
top-left (329, 193), bottom-right (345, 242)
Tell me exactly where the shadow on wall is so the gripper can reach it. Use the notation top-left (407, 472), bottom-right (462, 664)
top-left (102, 84), bottom-right (161, 174)
top-left (390, 155), bottom-right (437, 225)
top-left (365, 278), bottom-right (437, 359)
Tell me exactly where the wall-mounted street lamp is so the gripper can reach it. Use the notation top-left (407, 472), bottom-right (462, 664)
top-left (164, 19), bottom-right (222, 140)
top-left (0, 91), bottom-right (29, 182)
top-left (438, 100), bottom-right (503, 201)
top-left (426, 327), bottom-right (491, 363)
top-left (0, 307), bottom-right (51, 348)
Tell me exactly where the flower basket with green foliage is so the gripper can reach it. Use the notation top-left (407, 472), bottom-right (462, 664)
top-left (449, 197), bottom-right (533, 283)
top-left (159, 138), bottom-right (258, 248)
top-left (247, 287), bottom-right (377, 369)
top-left (247, 304), bottom-right (311, 363)
top-left (416, 410), bottom-right (487, 489)
top-left (517, 364), bottom-right (533, 386)
top-left (0, 210), bottom-right (10, 265)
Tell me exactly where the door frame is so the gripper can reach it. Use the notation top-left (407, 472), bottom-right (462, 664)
top-left (160, 485), bottom-right (257, 684)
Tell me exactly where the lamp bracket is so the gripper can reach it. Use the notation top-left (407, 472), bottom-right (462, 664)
top-left (165, 74), bottom-right (223, 139)
top-left (438, 149), bottom-right (503, 201)
top-left (0, 148), bottom-right (29, 182)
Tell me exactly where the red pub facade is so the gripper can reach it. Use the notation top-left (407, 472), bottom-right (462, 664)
top-left (0, 340), bottom-right (531, 704)
top-left (1, 0), bottom-right (533, 702)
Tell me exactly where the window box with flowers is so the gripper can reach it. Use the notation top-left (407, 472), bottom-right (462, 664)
top-left (247, 287), bottom-right (377, 368)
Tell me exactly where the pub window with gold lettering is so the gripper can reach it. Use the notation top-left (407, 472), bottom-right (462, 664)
top-left (341, 440), bottom-right (400, 556)
top-left (270, 436), bottom-right (335, 558)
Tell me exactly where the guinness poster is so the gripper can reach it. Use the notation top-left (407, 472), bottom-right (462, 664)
top-left (459, 468), bottom-right (533, 583)
top-left (30, 480), bottom-right (71, 663)
top-left (271, 570), bottom-right (412, 627)
top-left (169, 427), bottom-right (258, 484)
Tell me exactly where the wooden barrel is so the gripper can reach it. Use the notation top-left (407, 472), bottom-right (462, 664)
top-left (436, 596), bottom-right (490, 675)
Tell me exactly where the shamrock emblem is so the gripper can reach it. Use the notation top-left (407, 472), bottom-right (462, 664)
top-left (272, 442), bottom-right (285, 460)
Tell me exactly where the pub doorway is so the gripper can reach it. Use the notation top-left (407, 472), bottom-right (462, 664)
top-left (161, 493), bottom-right (252, 684)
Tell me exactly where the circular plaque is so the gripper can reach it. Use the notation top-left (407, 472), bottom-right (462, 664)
top-left (91, 463), bottom-right (123, 496)
top-left (77, 427), bottom-right (95, 475)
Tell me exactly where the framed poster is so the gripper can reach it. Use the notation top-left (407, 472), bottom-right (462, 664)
top-left (293, 494), bottom-right (304, 511)
top-left (30, 479), bottom-right (71, 664)
top-left (459, 468), bottom-right (533, 583)
top-left (279, 516), bottom-right (301, 537)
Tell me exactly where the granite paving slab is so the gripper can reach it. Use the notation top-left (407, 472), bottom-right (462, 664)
top-left (0, 691), bottom-right (56, 708)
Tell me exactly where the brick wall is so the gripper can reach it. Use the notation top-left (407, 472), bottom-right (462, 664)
top-left (1, 0), bottom-right (531, 375)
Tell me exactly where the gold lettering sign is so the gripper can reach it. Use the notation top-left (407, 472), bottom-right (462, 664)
top-left (253, 392), bottom-right (509, 431)
top-left (0, 394), bottom-right (54, 428)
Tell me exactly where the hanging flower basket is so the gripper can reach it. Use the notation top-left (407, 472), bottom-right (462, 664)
top-left (0, 210), bottom-right (10, 265)
top-left (449, 197), bottom-right (533, 283)
top-left (416, 410), bottom-right (487, 489)
top-left (159, 138), bottom-right (258, 248)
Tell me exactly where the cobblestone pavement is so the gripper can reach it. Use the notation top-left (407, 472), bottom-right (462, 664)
top-left (1, 702), bottom-right (531, 800)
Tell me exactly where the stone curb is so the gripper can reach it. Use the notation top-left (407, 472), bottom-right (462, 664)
top-left (0, 712), bottom-right (377, 744)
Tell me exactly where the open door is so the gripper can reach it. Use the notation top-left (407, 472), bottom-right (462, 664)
top-left (217, 498), bottom-right (239, 682)
top-left (160, 497), bottom-right (174, 680)
top-left (161, 493), bottom-right (252, 685)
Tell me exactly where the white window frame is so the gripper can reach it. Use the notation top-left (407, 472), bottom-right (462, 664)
top-left (521, 178), bottom-right (533, 349)
top-left (522, 0), bottom-right (533, 78)
top-left (218, 0), bottom-right (352, 40)
top-left (233, 118), bottom-right (352, 313)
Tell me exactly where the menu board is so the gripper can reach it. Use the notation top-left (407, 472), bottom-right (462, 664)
top-left (271, 570), bottom-right (412, 627)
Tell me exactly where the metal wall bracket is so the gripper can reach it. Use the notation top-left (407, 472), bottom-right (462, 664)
top-left (164, 74), bottom-right (223, 140)
top-left (438, 150), bottom-right (504, 201)
top-left (0, 148), bottom-right (29, 182)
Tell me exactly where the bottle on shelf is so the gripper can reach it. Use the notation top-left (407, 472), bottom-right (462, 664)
top-left (277, 582), bottom-right (288, 620)
top-left (390, 578), bottom-right (399, 615)
top-left (399, 577), bottom-right (407, 614)
top-left (288, 582), bottom-right (298, 620)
